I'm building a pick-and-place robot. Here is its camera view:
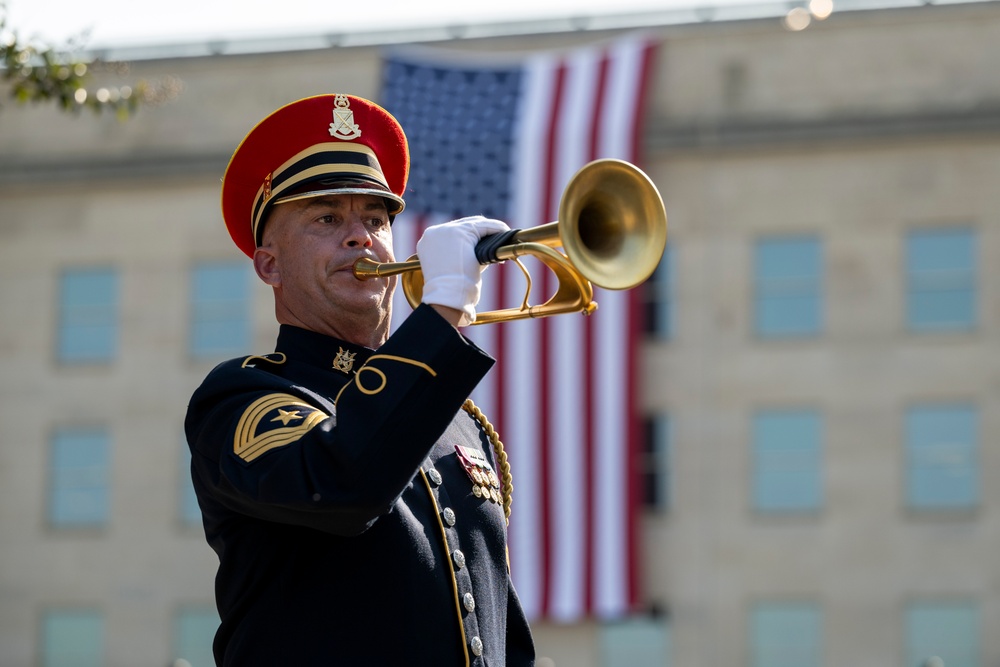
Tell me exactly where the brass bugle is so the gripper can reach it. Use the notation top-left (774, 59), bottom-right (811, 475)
top-left (353, 158), bottom-right (667, 325)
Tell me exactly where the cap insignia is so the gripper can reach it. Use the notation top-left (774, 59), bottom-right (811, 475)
top-left (329, 94), bottom-right (362, 140)
top-left (332, 347), bottom-right (356, 373)
top-left (262, 172), bottom-right (272, 201)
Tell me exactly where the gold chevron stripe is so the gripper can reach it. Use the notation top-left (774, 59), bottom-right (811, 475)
top-left (234, 394), bottom-right (329, 463)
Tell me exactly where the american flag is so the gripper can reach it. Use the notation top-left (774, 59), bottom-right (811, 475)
top-left (380, 34), bottom-right (658, 622)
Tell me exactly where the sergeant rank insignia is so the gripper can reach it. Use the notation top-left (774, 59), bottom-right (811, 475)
top-left (455, 444), bottom-right (502, 505)
top-left (234, 393), bottom-right (330, 463)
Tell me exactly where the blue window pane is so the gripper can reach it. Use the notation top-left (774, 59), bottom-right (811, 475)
top-left (49, 429), bottom-right (110, 527)
top-left (174, 607), bottom-right (220, 667)
top-left (907, 228), bottom-right (976, 331)
top-left (641, 416), bottom-right (671, 510)
top-left (755, 237), bottom-right (822, 337)
top-left (751, 603), bottom-right (822, 667)
top-left (180, 444), bottom-right (202, 526)
top-left (191, 262), bottom-right (251, 359)
top-left (906, 405), bottom-right (978, 509)
top-left (602, 617), bottom-right (669, 667)
top-left (753, 410), bottom-right (822, 512)
top-left (58, 268), bottom-right (119, 363)
top-left (42, 610), bottom-right (104, 667)
top-left (906, 602), bottom-right (979, 667)
top-left (645, 244), bottom-right (674, 339)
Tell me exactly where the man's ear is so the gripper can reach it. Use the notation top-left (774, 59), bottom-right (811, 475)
top-left (253, 246), bottom-right (281, 287)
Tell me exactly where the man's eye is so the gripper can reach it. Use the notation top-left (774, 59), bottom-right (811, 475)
top-left (318, 215), bottom-right (337, 224)
top-left (369, 217), bottom-right (388, 228)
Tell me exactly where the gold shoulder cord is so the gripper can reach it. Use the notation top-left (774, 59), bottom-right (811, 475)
top-left (241, 352), bottom-right (287, 368)
top-left (462, 399), bottom-right (512, 524)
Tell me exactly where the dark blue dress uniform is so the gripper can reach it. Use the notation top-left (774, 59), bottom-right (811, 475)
top-left (186, 305), bottom-right (535, 666)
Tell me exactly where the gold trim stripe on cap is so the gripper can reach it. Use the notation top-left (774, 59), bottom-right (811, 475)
top-left (274, 142), bottom-right (382, 176)
top-left (250, 142), bottom-right (388, 240)
top-left (251, 142), bottom-right (384, 208)
top-left (272, 187), bottom-right (405, 211)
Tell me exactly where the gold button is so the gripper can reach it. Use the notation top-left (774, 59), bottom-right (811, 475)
top-left (452, 550), bottom-right (466, 569)
top-left (471, 636), bottom-right (483, 656)
top-left (443, 507), bottom-right (456, 526)
top-left (463, 592), bottom-right (476, 612)
top-left (427, 468), bottom-right (442, 485)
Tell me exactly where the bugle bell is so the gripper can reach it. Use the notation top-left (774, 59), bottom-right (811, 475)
top-left (353, 158), bottom-right (667, 325)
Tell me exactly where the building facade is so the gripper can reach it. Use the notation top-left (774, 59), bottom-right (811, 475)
top-left (1, 1), bottom-right (998, 665)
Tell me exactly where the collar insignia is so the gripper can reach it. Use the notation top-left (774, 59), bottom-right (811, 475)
top-left (329, 94), bottom-right (362, 140)
top-left (332, 347), bottom-right (357, 373)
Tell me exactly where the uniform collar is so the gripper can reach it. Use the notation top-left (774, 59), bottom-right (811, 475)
top-left (274, 324), bottom-right (373, 375)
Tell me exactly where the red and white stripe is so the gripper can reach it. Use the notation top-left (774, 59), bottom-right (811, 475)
top-left (390, 34), bottom-right (657, 622)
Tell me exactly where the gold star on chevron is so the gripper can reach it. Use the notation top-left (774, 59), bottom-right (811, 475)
top-left (271, 408), bottom-right (303, 426)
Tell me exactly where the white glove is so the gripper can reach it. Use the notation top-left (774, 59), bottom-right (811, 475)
top-left (417, 215), bottom-right (510, 326)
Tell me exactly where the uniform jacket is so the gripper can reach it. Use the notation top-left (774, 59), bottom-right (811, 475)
top-left (185, 305), bottom-right (535, 666)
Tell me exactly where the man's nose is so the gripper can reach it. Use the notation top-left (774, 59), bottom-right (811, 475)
top-left (343, 218), bottom-right (374, 248)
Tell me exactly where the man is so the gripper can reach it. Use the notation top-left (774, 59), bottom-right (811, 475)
top-left (185, 93), bottom-right (535, 666)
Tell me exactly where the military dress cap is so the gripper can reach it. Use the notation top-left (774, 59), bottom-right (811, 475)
top-left (221, 94), bottom-right (410, 258)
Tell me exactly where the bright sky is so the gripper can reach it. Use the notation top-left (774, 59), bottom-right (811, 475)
top-left (7, 0), bottom-right (725, 47)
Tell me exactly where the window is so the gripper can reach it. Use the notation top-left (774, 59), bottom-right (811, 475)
top-left (190, 262), bottom-right (252, 359)
top-left (48, 428), bottom-right (110, 527)
top-left (57, 267), bottom-right (119, 363)
top-left (905, 601), bottom-right (979, 667)
top-left (640, 415), bottom-right (671, 510)
top-left (906, 227), bottom-right (976, 332)
top-left (41, 610), bottom-right (104, 667)
top-left (179, 442), bottom-right (202, 527)
top-left (750, 602), bottom-right (822, 667)
top-left (754, 236), bottom-right (822, 338)
top-left (174, 606), bottom-right (220, 667)
top-left (752, 410), bottom-right (822, 513)
top-left (601, 616), bottom-right (669, 667)
top-left (643, 243), bottom-right (674, 339)
top-left (905, 404), bottom-right (978, 510)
